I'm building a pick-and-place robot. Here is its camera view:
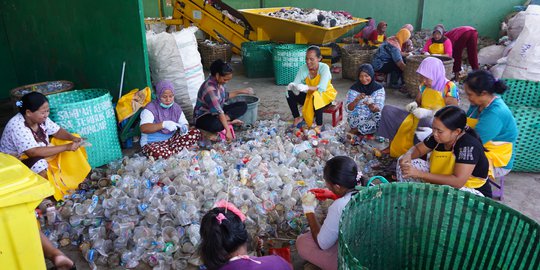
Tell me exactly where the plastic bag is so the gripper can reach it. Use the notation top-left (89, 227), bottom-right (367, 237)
top-left (503, 5), bottom-right (540, 81)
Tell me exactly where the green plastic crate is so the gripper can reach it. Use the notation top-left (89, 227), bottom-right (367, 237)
top-left (241, 41), bottom-right (275, 78)
top-left (48, 89), bottom-right (122, 168)
top-left (273, 44), bottom-right (308, 85)
top-left (501, 79), bottom-right (540, 172)
top-left (501, 79), bottom-right (540, 107)
top-left (339, 183), bottom-right (540, 270)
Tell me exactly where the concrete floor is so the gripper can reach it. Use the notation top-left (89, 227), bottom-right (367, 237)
top-left (27, 56), bottom-right (540, 269)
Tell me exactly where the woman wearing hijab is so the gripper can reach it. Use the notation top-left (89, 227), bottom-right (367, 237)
top-left (367, 21), bottom-right (387, 47)
top-left (140, 80), bottom-right (202, 159)
top-left (422, 24), bottom-right (453, 57)
top-left (353, 18), bottom-right (375, 45)
top-left (377, 57), bottom-right (459, 157)
top-left (371, 28), bottom-right (412, 87)
top-left (346, 64), bottom-right (385, 142)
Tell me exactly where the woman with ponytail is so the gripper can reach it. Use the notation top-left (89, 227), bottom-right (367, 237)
top-left (296, 156), bottom-right (360, 270)
top-left (397, 106), bottom-right (492, 197)
top-left (464, 70), bottom-right (518, 178)
top-left (199, 201), bottom-right (291, 270)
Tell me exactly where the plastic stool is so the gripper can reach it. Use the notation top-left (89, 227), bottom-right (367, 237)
top-left (323, 101), bottom-right (343, 127)
top-left (489, 176), bottom-right (505, 201)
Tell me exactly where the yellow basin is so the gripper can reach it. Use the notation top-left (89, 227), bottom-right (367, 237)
top-left (240, 7), bottom-right (366, 44)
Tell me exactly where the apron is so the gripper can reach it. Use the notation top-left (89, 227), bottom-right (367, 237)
top-left (467, 102), bottom-right (513, 170)
top-left (390, 88), bottom-right (446, 158)
top-left (429, 140), bottom-right (487, 189)
top-left (368, 34), bottom-right (385, 47)
top-left (429, 42), bottom-right (445, 55)
top-left (21, 134), bottom-right (91, 200)
top-left (47, 136), bottom-right (91, 200)
top-left (302, 73), bottom-right (337, 127)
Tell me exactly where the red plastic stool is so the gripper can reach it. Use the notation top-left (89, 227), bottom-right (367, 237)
top-left (323, 101), bottom-right (343, 127)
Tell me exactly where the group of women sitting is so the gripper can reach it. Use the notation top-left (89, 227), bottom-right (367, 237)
top-left (370, 21), bottom-right (480, 87)
top-left (0, 29), bottom-right (517, 270)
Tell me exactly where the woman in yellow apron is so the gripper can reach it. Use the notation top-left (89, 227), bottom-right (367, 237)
top-left (0, 92), bottom-right (90, 200)
top-left (464, 70), bottom-right (518, 177)
top-left (421, 24), bottom-right (453, 57)
top-left (286, 46), bottom-right (337, 133)
top-left (397, 106), bottom-right (492, 197)
top-left (367, 21), bottom-right (387, 47)
top-left (378, 57), bottom-right (459, 158)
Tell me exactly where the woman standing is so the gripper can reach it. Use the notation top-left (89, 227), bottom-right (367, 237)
top-left (286, 46), bottom-right (337, 132)
top-left (345, 64), bottom-right (385, 141)
top-left (140, 80), bottom-right (202, 159)
top-left (0, 92), bottom-right (90, 200)
top-left (194, 59), bottom-right (253, 141)
top-left (445, 26), bottom-right (479, 79)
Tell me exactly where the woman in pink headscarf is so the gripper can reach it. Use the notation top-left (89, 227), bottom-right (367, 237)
top-left (377, 57), bottom-right (459, 157)
top-left (353, 18), bottom-right (376, 45)
top-left (140, 80), bottom-right (202, 159)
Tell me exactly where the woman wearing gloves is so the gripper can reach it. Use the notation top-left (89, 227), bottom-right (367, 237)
top-left (194, 59), bottom-right (253, 141)
top-left (200, 200), bottom-right (291, 270)
top-left (345, 64), bottom-right (385, 143)
top-left (140, 80), bottom-right (202, 159)
top-left (378, 57), bottom-right (459, 158)
top-left (286, 46), bottom-right (337, 132)
top-left (464, 70), bottom-right (518, 178)
top-left (296, 156), bottom-right (359, 270)
top-left (421, 24), bottom-right (453, 57)
top-left (397, 106), bottom-right (492, 197)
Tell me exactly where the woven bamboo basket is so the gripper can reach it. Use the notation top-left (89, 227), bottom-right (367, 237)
top-left (403, 55), bottom-right (454, 97)
top-left (341, 44), bottom-right (377, 80)
top-left (341, 36), bottom-right (358, 44)
top-left (10, 80), bottom-right (74, 112)
top-left (198, 41), bottom-right (232, 69)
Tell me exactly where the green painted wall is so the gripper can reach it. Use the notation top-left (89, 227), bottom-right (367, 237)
top-left (0, 15), bottom-right (17, 99)
top-left (0, 0), bottom-right (151, 101)
top-left (143, 0), bottom-right (521, 38)
top-left (143, 0), bottom-right (261, 18)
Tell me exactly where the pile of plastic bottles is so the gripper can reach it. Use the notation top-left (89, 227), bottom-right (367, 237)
top-left (38, 116), bottom-right (389, 269)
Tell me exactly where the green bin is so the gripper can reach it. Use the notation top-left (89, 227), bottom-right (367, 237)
top-left (501, 79), bottom-right (540, 172)
top-left (273, 44), bottom-right (307, 85)
top-left (242, 41), bottom-right (275, 78)
top-left (48, 89), bottom-right (122, 168)
top-left (339, 183), bottom-right (540, 270)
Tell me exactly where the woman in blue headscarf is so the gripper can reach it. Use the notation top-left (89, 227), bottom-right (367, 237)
top-left (345, 64), bottom-right (385, 143)
top-left (140, 80), bottom-right (201, 159)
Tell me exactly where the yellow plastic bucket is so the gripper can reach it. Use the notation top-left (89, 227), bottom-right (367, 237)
top-left (0, 153), bottom-right (54, 270)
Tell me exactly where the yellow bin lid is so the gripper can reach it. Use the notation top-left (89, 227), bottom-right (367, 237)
top-left (0, 153), bottom-right (54, 208)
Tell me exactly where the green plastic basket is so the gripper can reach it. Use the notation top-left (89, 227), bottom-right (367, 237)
top-left (48, 89), bottom-right (122, 168)
top-left (501, 79), bottom-right (540, 107)
top-left (273, 44), bottom-right (308, 85)
top-left (501, 79), bottom-right (540, 172)
top-left (242, 41), bottom-right (275, 78)
top-left (339, 183), bottom-right (540, 270)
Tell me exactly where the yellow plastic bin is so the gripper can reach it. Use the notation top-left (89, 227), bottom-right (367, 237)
top-left (0, 153), bottom-right (54, 270)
